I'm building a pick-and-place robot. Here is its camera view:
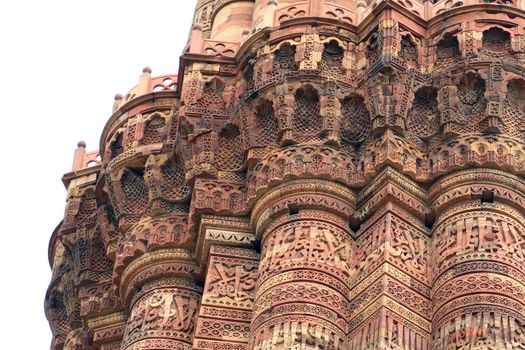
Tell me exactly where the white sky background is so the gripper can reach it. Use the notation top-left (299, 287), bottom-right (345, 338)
top-left (0, 1), bottom-right (197, 347)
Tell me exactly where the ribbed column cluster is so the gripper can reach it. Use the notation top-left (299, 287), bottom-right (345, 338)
top-left (429, 171), bottom-right (525, 348)
top-left (123, 278), bottom-right (202, 350)
top-left (249, 180), bottom-right (354, 349)
top-left (45, 0), bottom-right (525, 349)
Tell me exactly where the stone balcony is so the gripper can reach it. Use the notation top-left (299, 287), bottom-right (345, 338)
top-left (100, 68), bottom-right (180, 172)
top-left (71, 141), bottom-right (101, 172)
top-left (113, 68), bottom-right (178, 112)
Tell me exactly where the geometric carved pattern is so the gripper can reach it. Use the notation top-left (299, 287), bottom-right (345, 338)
top-left (457, 72), bottom-right (487, 124)
top-left (158, 157), bottom-right (191, 202)
top-left (255, 99), bottom-right (278, 147)
top-left (253, 209), bottom-right (352, 349)
top-left (216, 124), bottom-right (244, 172)
top-left (123, 278), bottom-right (201, 350)
top-left (340, 94), bottom-right (371, 143)
top-left (407, 86), bottom-right (439, 139)
top-left (273, 44), bottom-right (297, 73)
top-left (47, 2), bottom-right (525, 350)
top-left (120, 168), bottom-right (148, 216)
top-left (292, 85), bottom-right (323, 143)
top-left (140, 114), bottom-right (166, 145)
top-left (319, 40), bottom-right (344, 78)
top-left (194, 246), bottom-right (258, 349)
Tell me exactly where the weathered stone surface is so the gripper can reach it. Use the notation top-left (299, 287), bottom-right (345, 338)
top-left (46, 1), bottom-right (525, 349)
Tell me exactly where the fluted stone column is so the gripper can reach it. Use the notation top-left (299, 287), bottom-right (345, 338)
top-left (249, 179), bottom-right (354, 350)
top-left (122, 277), bottom-right (201, 350)
top-left (430, 170), bottom-right (525, 348)
top-left (116, 239), bottom-right (201, 350)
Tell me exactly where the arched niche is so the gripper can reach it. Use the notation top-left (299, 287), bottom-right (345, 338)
top-left (400, 34), bottom-right (418, 67)
top-left (507, 79), bottom-right (525, 111)
top-left (407, 86), bottom-right (439, 139)
top-left (255, 98), bottom-right (278, 147)
top-left (217, 123), bottom-right (245, 171)
top-left (200, 78), bottom-right (226, 109)
top-left (320, 40), bottom-right (345, 76)
top-left (482, 27), bottom-right (511, 52)
top-left (340, 94), bottom-right (371, 144)
top-left (272, 42), bottom-right (298, 72)
top-left (436, 35), bottom-right (460, 65)
top-left (457, 72), bottom-right (487, 120)
top-left (293, 84), bottom-right (322, 143)
top-left (140, 113), bottom-right (167, 146)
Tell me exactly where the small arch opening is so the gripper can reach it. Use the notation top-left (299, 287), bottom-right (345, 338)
top-left (110, 133), bottom-right (124, 159)
top-left (367, 32), bottom-right (380, 64)
top-left (507, 79), bottom-right (525, 110)
top-left (340, 94), bottom-right (371, 144)
top-left (217, 123), bottom-right (244, 171)
top-left (255, 99), bottom-right (278, 147)
top-left (140, 115), bottom-right (166, 145)
top-left (293, 85), bottom-right (322, 142)
top-left (436, 35), bottom-right (460, 61)
top-left (219, 123), bottom-right (241, 140)
top-left (320, 40), bottom-right (344, 75)
top-left (407, 86), bottom-right (439, 138)
top-left (295, 84), bottom-right (320, 104)
top-left (273, 43), bottom-right (297, 72)
top-left (400, 35), bottom-right (417, 64)
top-left (458, 72), bottom-right (487, 117)
top-left (482, 27), bottom-right (510, 52)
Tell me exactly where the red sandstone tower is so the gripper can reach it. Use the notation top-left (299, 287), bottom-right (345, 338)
top-left (46, 0), bottom-right (525, 349)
